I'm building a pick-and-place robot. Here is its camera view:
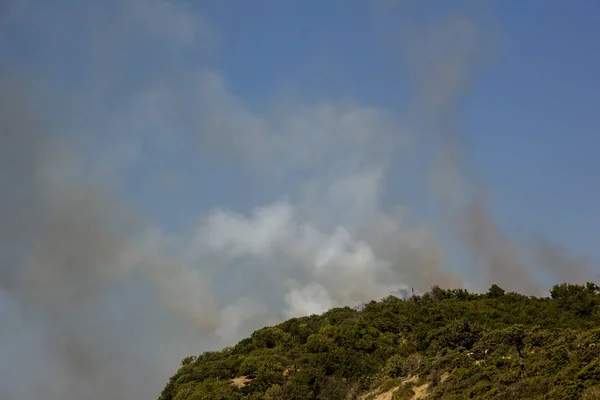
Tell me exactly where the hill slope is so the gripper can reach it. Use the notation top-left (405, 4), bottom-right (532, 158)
top-left (158, 283), bottom-right (600, 400)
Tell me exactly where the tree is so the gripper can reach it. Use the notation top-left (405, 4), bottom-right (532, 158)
top-left (550, 283), bottom-right (600, 317)
top-left (438, 320), bottom-right (482, 350)
top-left (487, 284), bottom-right (505, 298)
top-left (159, 283), bottom-right (600, 400)
top-left (503, 324), bottom-right (526, 375)
top-left (318, 376), bottom-right (350, 400)
top-left (181, 356), bottom-right (197, 366)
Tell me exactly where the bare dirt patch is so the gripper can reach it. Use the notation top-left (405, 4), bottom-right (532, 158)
top-left (440, 372), bottom-right (450, 382)
top-left (411, 382), bottom-right (430, 399)
top-left (359, 375), bottom-right (433, 400)
top-left (230, 376), bottom-right (252, 388)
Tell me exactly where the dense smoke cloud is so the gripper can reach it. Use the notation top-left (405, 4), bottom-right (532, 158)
top-left (0, 2), bottom-right (457, 398)
top-left (0, 1), bottom-right (596, 399)
top-left (0, 72), bottom-right (222, 398)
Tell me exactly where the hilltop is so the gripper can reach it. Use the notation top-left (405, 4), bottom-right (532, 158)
top-left (158, 283), bottom-right (600, 400)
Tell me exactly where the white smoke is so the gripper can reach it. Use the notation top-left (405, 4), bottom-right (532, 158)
top-left (0, 2), bottom-right (457, 397)
top-left (1, 1), bottom-right (595, 400)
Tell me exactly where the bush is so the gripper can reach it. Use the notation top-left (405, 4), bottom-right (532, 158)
top-left (159, 282), bottom-right (600, 400)
top-left (583, 386), bottom-right (600, 400)
top-left (391, 385), bottom-right (414, 400)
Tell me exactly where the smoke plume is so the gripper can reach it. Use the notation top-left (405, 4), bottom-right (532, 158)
top-left (1, 1), bottom-right (596, 399)
top-left (380, 1), bottom-right (547, 294)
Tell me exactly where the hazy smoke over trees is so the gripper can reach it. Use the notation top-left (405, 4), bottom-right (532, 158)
top-left (0, 1), bottom-right (596, 399)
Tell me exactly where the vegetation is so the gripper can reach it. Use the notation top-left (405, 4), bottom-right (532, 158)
top-left (158, 282), bottom-right (600, 399)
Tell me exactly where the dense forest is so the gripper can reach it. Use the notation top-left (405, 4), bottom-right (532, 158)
top-left (158, 283), bottom-right (600, 400)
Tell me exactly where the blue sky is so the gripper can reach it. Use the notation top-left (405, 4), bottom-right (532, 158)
top-left (1, 1), bottom-right (600, 399)
top-left (4, 0), bottom-right (599, 253)
top-left (202, 0), bottom-right (600, 259)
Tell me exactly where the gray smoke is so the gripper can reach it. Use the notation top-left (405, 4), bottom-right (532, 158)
top-left (533, 237), bottom-right (600, 287)
top-left (379, 0), bottom-right (598, 294)
top-left (0, 72), bottom-right (222, 399)
top-left (382, 1), bottom-right (540, 294)
top-left (1, 1), bottom-right (596, 399)
top-left (0, 2), bottom-right (461, 398)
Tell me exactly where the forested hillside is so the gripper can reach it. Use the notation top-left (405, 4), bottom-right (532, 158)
top-left (158, 283), bottom-right (600, 400)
